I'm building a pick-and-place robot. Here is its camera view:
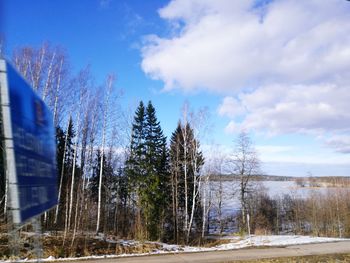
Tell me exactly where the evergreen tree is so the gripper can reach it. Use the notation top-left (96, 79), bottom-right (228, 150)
top-left (144, 101), bottom-right (170, 240)
top-left (126, 101), bottom-right (146, 188)
top-left (55, 118), bottom-right (76, 227)
top-left (56, 126), bottom-right (66, 179)
top-left (125, 101), bottom-right (171, 241)
top-left (115, 167), bottom-right (129, 236)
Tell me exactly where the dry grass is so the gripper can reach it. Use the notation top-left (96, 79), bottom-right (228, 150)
top-left (0, 233), bottom-right (164, 260)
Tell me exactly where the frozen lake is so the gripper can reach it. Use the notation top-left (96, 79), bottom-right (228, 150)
top-left (204, 180), bottom-right (341, 234)
top-left (205, 180), bottom-right (335, 216)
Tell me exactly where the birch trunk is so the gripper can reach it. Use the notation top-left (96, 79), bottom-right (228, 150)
top-left (187, 140), bottom-right (200, 243)
top-left (42, 51), bottom-right (56, 101)
top-left (54, 118), bottom-right (70, 224)
top-left (68, 110), bottom-right (81, 231)
top-left (53, 58), bottom-right (63, 126)
top-left (183, 124), bottom-right (188, 235)
top-left (96, 75), bottom-right (113, 234)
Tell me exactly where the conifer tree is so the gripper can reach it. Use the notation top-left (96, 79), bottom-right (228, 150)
top-left (125, 101), bottom-right (147, 238)
top-left (125, 101), bottom-right (170, 241)
top-left (126, 101), bottom-right (146, 187)
top-left (144, 101), bottom-right (170, 240)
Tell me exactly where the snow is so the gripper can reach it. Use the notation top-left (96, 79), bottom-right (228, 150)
top-left (3, 235), bottom-right (348, 262)
top-left (214, 235), bottom-right (348, 250)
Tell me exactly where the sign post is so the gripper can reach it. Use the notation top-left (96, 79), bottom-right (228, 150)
top-left (0, 59), bottom-right (58, 225)
top-left (0, 59), bottom-right (58, 261)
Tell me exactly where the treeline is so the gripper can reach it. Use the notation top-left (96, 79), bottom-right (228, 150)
top-left (209, 174), bottom-right (295, 182)
top-left (295, 176), bottom-right (350, 188)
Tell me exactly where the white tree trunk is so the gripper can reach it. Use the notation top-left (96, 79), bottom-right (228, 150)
top-left (201, 173), bottom-right (212, 239)
top-left (54, 118), bottom-right (70, 224)
top-left (42, 51), bottom-right (56, 101)
top-left (53, 58), bottom-right (63, 126)
top-left (68, 110), bottom-right (81, 232)
top-left (96, 75), bottom-right (113, 234)
top-left (183, 125), bottom-right (188, 234)
top-left (4, 171), bottom-right (8, 216)
top-left (187, 141), bottom-right (200, 243)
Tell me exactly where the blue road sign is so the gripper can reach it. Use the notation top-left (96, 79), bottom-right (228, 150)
top-left (0, 59), bottom-right (57, 224)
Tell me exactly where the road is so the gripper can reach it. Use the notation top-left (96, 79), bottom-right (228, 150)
top-left (59, 241), bottom-right (350, 263)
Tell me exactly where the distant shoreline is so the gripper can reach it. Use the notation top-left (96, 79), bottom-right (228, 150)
top-left (207, 174), bottom-right (350, 183)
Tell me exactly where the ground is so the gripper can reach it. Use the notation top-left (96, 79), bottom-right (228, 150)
top-left (0, 233), bottom-right (348, 261)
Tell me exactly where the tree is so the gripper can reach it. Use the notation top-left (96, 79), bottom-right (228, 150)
top-left (125, 101), bottom-right (147, 239)
top-left (96, 74), bottom-right (115, 234)
top-left (232, 131), bottom-right (260, 233)
top-left (12, 43), bottom-right (71, 127)
top-left (55, 117), bottom-right (75, 228)
top-left (125, 101), bottom-right (170, 241)
top-left (89, 150), bottom-right (114, 227)
top-left (169, 121), bottom-right (204, 243)
top-left (169, 122), bottom-right (182, 242)
top-left (144, 101), bottom-right (170, 240)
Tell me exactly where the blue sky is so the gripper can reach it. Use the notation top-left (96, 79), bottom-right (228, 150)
top-left (2, 0), bottom-right (350, 176)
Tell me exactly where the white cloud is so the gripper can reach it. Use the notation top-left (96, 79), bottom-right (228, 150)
top-left (219, 83), bottom-right (350, 135)
top-left (140, 0), bottom-right (350, 155)
top-left (141, 0), bottom-right (350, 93)
top-left (218, 96), bottom-right (245, 117)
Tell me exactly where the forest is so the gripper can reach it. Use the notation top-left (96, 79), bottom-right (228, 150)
top-left (0, 43), bottom-right (350, 253)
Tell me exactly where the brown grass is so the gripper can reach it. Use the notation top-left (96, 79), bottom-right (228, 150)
top-left (0, 233), bottom-right (164, 260)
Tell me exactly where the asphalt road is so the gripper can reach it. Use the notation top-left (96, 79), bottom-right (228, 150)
top-left (61, 241), bottom-right (350, 263)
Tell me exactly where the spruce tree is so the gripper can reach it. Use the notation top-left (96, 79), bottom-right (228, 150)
top-left (125, 101), bottom-right (171, 241)
top-left (126, 101), bottom-right (146, 188)
top-left (125, 101), bottom-right (147, 239)
top-left (144, 101), bottom-right (170, 240)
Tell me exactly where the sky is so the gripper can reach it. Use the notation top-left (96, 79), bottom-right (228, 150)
top-left (2, 0), bottom-right (350, 177)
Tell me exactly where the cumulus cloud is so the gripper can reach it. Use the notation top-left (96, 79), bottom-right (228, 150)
top-left (141, 0), bottom-right (350, 93)
top-left (140, 0), bottom-right (350, 154)
top-left (219, 84), bottom-right (350, 135)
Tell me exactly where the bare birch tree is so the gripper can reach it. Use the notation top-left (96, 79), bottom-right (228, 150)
top-left (186, 107), bottom-right (209, 243)
top-left (54, 118), bottom-right (71, 224)
top-left (181, 103), bottom-right (189, 236)
top-left (96, 74), bottom-right (115, 234)
top-left (231, 131), bottom-right (260, 233)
